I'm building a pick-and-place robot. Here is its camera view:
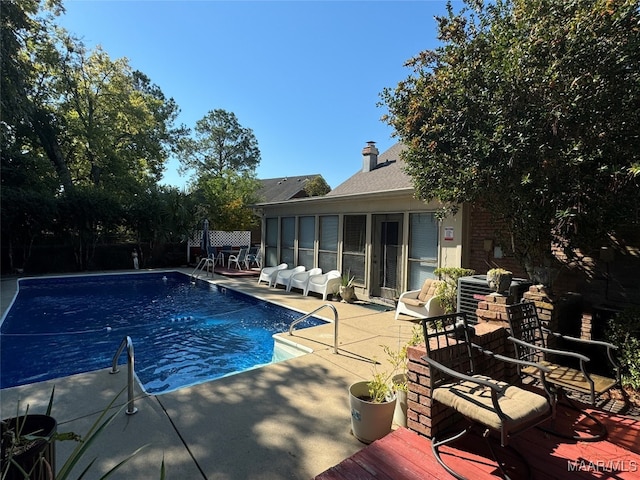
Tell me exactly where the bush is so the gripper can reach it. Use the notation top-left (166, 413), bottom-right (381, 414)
top-left (433, 267), bottom-right (476, 313)
top-left (606, 306), bottom-right (640, 390)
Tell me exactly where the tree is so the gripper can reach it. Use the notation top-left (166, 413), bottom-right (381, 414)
top-left (178, 109), bottom-right (261, 179)
top-left (2, 0), bottom-right (188, 271)
top-left (125, 185), bottom-right (197, 267)
top-left (382, 0), bottom-right (640, 281)
top-left (192, 175), bottom-right (260, 232)
top-left (1, 0), bottom-right (74, 192)
top-left (304, 176), bottom-right (331, 197)
top-left (178, 109), bottom-right (262, 230)
top-left (54, 38), bottom-right (186, 192)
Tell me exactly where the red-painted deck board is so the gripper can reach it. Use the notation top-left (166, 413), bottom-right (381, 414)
top-left (313, 406), bottom-right (640, 480)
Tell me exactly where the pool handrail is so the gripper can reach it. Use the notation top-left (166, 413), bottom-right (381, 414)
top-left (191, 257), bottom-right (215, 279)
top-left (288, 303), bottom-right (339, 354)
top-left (110, 335), bottom-right (138, 415)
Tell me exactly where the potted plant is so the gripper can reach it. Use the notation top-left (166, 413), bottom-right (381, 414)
top-left (349, 378), bottom-right (396, 444)
top-left (1, 413), bottom-right (57, 480)
top-left (349, 329), bottom-right (422, 444)
top-left (2, 387), bottom-right (149, 480)
top-left (339, 270), bottom-right (357, 303)
top-left (486, 268), bottom-right (513, 294)
top-left (330, 285), bottom-right (340, 302)
top-left (2, 388), bottom-right (59, 480)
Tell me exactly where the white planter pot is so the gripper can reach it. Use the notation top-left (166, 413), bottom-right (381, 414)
top-left (392, 374), bottom-right (408, 428)
top-left (349, 381), bottom-right (396, 444)
top-left (339, 285), bottom-right (356, 303)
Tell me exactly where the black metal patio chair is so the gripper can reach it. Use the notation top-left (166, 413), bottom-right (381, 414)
top-left (505, 301), bottom-right (622, 441)
top-left (420, 312), bottom-right (553, 480)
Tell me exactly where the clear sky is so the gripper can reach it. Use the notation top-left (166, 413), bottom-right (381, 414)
top-left (56, 1), bottom-right (456, 190)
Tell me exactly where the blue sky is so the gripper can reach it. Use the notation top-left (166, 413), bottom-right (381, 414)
top-left (57, 1), bottom-right (455, 189)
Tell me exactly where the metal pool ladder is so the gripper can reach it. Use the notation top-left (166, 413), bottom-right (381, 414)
top-left (288, 303), bottom-right (339, 354)
top-left (110, 336), bottom-right (138, 415)
top-left (190, 257), bottom-right (215, 279)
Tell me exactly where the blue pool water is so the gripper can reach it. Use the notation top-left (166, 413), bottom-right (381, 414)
top-left (0, 272), bottom-right (325, 393)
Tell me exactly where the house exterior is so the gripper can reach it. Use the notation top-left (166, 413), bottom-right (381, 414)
top-left (254, 142), bottom-right (470, 302)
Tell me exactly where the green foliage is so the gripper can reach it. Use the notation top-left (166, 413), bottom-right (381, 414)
top-left (178, 109), bottom-right (261, 180)
top-left (55, 41), bottom-right (185, 189)
top-left (486, 268), bottom-right (513, 292)
top-left (193, 173), bottom-right (261, 232)
top-left (303, 176), bottom-right (331, 197)
top-left (389, 326), bottom-right (423, 393)
top-left (1, 387), bottom-right (145, 480)
top-left (606, 307), bottom-right (640, 390)
top-left (178, 109), bottom-right (262, 231)
top-left (369, 327), bottom-right (423, 401)
top-left (382, 0), bottom-right (640, 275)
top-left (341, 269), bottom-right (355, 287)
top-left (433, 267), bottom-right (476, 313)
top-left (1, 0), bottom-right (191, 272)
top-left (125, 185), bottom-right (197, 264)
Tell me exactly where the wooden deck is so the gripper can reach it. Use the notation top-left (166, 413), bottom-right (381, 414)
top-left (212, 266), bottom-right (260, 277)
top-left (314, 405), bottom-right (640, 479)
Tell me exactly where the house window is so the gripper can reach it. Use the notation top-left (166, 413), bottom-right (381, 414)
top-left (298, 216), bottom-right (315, 269)
top-left (318, 215), bottom-right (338, 273)
top-left (408, 213), bottom-right (439, 289)
top-left (265, 217), bottom-right (278, 267)
top-left (342, 215), bottom-right (366, 284)
top-left (281, 216), bottom-right (295, 266)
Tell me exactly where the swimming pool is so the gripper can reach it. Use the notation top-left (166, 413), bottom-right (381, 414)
top-left (0, 272), bottom-right (325, 393)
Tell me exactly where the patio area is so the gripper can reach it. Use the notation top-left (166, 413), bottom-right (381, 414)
top-left (1, 269), bottom-right (638, 479)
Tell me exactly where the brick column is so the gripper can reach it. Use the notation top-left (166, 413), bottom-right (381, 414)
top-left (475, 293), bottom-right (510, 328)
top-left (522, 285), bottom-right (556, 330)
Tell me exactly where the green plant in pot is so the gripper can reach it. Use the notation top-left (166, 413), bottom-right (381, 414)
top-left (349, 327), bottom-right (422, 443)
top-left (486, 268), bottom-right (513, 294)
top-left (349, 377), bottom-right (396, 444)
top-left (339, 270), bottom-right (356, 303)
top-left (2, 387), bottom-right (155, 480)
top-left (1, 387), bottom-right (67, 480)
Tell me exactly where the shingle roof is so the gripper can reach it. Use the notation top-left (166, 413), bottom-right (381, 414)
top-left (257, 174), bottom-right (324, 202)
top-left (325, 143), bottom-right (413, 197)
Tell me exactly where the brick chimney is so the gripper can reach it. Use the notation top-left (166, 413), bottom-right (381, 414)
top-left (362, 141), bottom-right (379, 172)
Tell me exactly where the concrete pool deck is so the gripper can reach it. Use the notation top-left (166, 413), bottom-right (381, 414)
top-left (0, 269), bottom-right (421, 479)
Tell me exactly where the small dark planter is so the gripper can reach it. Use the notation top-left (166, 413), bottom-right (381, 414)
top-left (1, 414), bottom-right (57, 480)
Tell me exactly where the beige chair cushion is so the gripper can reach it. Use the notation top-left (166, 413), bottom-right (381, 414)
top-left (433, 375), bottom-right (550, 431)
top-left (522, 361), bottom-right (617, 395)
top-left (418, 279), bottom-right (441, 302)
top-left (401, 297), bottom-right (425, 307)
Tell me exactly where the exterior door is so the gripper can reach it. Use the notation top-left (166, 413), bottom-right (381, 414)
top-left (371, 214), bottom-right (403, 300)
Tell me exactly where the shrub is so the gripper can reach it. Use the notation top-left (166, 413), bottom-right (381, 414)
top-left (606, 306), bottom-right (640, 390)
top-left (433, 267), bottom-right (476, 313)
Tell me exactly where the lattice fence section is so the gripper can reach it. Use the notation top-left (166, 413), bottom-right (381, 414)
top-left (188, 230), bottom-right (251, 247)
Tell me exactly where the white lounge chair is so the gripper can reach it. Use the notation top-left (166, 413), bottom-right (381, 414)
top-left (287, 267), bottom-right (322, 293)
top-left (273, 266), bottom-right (306, 290)
top-left (305, 270), bottom-right (341, 300)
top-left (395, 278), bottom-right (445, 320)
top-left (257, 263), bottom-right (288, 286)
